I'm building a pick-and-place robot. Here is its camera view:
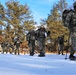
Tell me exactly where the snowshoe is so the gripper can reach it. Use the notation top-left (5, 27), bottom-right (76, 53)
top-left (38, 54), bottom-right (45, 57)
top-left (69, 57), bottom-right (76, 60)
top-left (69, 54), bottom-right (76, 60)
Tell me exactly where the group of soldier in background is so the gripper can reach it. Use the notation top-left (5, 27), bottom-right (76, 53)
top-left (0, 25), bottom-right (50, 57)
top-left (0, 36), bottom-right (22, 55)
top-left (26, 25), bottom-right (50, 57)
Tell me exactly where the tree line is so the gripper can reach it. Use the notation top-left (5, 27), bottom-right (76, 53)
top-left (0, 0), bottom-right (71, 51)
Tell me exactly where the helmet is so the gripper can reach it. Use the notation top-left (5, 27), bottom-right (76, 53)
top-left (40, 25), bottom-right (45, 29)
top-left (73, 1), bottom-right (76, 7)
top-left (37, 26), bottom-right (41, 29)
top-left (30, 30), bottom-right (35, 33)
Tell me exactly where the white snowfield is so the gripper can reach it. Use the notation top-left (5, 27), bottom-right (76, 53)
top-left (0, 53), bottom-right (76, 75)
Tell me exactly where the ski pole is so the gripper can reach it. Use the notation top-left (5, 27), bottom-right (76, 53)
top-left (65, 30), bottom-right (70, 59)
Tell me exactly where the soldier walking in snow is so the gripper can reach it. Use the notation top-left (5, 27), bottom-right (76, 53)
top-left (62, 2), bottom-right (76, 60)
top-left (36, 26), bottom-right (50, 57)
top-left (26, 30), bottom-right (36, 56)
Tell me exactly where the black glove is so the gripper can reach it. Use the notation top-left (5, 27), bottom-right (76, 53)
top-left (47, 31), bottom-right (50, 36)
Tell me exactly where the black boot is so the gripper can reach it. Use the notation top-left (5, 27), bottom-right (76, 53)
top-left (38, 53), bottom-right (45, 57)
top-left (62, 53), bottom-right (65, 55)
top-left (30, 51), bottom-right (34, 56)
top-left (69, 54), bottom-right (76, 60)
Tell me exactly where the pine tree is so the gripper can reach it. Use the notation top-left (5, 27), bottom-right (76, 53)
top-left (0, 0), bottom-right (36, 41)
top-left (46, 2), bottom-right (69, 52)
top-left (56, 0), bottom-right (68, 14)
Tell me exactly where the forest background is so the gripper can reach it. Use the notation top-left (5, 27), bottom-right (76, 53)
top-left (0, 0), bottom-right (73, 52)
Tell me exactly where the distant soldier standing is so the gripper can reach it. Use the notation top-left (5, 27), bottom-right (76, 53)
top-left (26, 30), bottom-right (36, 56)
top-left (7, 41), bottom-right (14, 54)
top-left (14, 37), bottom-right (22, 55)
top-left (58, 35), bottom-right (64, 55)
top-left (1, 40), bottom-right (8, 54)
top-left (64, 2), bottom-right (76, 60)
top-left (1, 41), bottom-right (5, 54)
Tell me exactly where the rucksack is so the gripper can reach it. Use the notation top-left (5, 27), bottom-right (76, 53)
top-left (58, 37), bottom-right (64, 44)
top-left (59, 38), bottom-right (63, 44)
top-left (26, 30), bottom-right (36, 41)
top-left (62, 9), bottom-right (70, 27)
top-left (38, 29), bottom-right (46, 38)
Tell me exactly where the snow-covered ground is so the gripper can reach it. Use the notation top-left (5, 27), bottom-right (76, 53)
top-left (0, 53), bottom-right (76, 75)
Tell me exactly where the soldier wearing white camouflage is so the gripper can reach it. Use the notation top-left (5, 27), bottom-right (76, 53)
top-left (65, 2), bottom-right (76, 60)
